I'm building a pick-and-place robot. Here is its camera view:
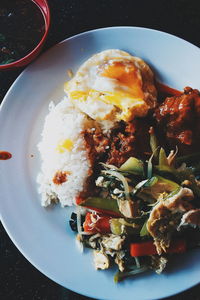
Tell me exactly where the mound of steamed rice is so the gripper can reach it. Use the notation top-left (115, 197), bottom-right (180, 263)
top-left (37, 98), bottom-right (95, 207)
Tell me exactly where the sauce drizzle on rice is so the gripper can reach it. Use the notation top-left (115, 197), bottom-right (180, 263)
top-left (53, 171), bottom-right (71, 185)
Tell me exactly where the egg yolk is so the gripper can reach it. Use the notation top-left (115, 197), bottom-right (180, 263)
top-left (64, 59), bottom-right (147, 122)
top-left (101, 61), bottom-right (144, 99)
top-left (56, 139), bottom-right (73, 153)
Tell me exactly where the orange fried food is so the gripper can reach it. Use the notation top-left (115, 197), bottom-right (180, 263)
top-left (155, 87), bottom-right (200, 154)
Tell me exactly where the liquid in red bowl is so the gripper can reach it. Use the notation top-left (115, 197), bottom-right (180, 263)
top-left (0, 0), bottom-right (50, 70)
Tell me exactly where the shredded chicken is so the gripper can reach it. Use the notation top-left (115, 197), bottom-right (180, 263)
top-left (114, 251), bottom-right (126, 272)
top-left (147, 187), bottom-right (194, 254)
top-left (93, 250), bottom-right (110, 270)
top-left (101, 234), bottom-right (125, 251)
top-left (179, 209), bottom-right (200, 228)
top-left (150, 255), bottom-right (168, 274)
top-left (118, 199), bottom-right (139, 218)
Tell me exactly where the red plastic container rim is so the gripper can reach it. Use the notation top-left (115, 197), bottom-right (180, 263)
top-left (0, 0), bottom-right (50, 70)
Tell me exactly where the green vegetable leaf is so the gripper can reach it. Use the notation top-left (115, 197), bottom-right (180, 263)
top-left (140, 220), bottom-right (149, 237)
top-left (80, 196), bottom-right (121, 215)
top-left (134, 176), bottom-right (158, 193)
top-left (147, 156), bottom-right (153, 179)
top-left (119, 157), bottom-right (144, 177)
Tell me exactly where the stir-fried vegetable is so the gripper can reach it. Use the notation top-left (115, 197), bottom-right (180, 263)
top-left (149, 127), bottom-right (159, 161)
top-left (102, 170), bottom-right (131, 201)
top-left (140, 220), bottom-right (149, 237)
top-left (110, 218), bottom-right (141, 235)
top-left (78, 196), bottom-right (121, 216)
top-left (119, 157), bottom-right (144, 176)
top-left (159, 147), bottom-right (173, 172)
top-left (137, 175), bottom-right (179, 203)
top-left (70, 134), bottom-right (200, 283)
top-left (83, 212), bottom-right (112, 234)
top-left (130, 239), bottom-right (186, 257)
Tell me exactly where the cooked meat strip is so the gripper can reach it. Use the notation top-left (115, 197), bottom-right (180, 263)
top-left (155, 87), bottom-right (200, 155)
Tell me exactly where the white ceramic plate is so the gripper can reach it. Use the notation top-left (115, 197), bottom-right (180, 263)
top-left (0, 27), bottom-right (200, 300)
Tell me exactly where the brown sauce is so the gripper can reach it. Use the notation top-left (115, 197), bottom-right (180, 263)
top-left (0, 151), bottom-right (12, 160)
top-left (156, 81), bottom-right (182, 102)
top-left (53, 171), bottom-right (71, 185)
top-left (0, 0), bottom-right (45, 65)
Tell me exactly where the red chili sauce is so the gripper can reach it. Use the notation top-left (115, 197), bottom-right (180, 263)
top-left (0, 0), bottom-right (45, 65)
top-left (156, 81), bottom-right (182, 101)
top-left (0, 151), bottom-right (12, 160)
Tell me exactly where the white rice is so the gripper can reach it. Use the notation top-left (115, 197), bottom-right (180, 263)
top-left (37, 98), bottom-right (95, 207)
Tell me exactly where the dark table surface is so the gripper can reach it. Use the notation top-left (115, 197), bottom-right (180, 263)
top-left (1, 0), bottom-right (200, 299)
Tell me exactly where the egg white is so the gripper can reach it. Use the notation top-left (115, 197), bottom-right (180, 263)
top-left (64, 49), bottom-right (157, 122)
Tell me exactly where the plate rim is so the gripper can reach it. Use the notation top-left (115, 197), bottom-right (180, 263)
top-left (1, 25), bottom-right (199, 111)
top-left (1, 26), bottom-right (200, 300)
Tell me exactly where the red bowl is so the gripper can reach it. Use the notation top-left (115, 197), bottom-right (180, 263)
top-left (0, 0), bottom-right (50, 70)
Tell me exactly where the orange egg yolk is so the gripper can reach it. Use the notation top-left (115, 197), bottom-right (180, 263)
top-left (101, 61), bottom-right (144, 99)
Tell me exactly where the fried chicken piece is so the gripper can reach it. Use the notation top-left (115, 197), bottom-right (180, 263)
top-left (155, 87), bottom-right (200, 155)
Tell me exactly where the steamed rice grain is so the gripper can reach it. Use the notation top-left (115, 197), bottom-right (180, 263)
top-left (37, 98), bottom-right (94, 207)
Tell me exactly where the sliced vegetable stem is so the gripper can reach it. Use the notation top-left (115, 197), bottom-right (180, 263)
top-left (130, 239), bottom-right (186, 257)
top-left (79, 196), bottom-right (121, 216)
top-left (149, 127), bottom-right (159, 160)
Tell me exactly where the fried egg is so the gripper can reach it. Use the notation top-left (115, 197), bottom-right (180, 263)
top-left (64, 49), bottom-right (157, 122)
